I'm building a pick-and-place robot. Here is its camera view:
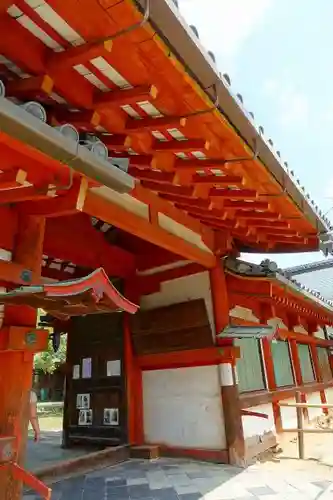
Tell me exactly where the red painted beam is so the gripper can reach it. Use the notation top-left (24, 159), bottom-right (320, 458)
top-left (247, 219), bottom-right (289, 228)
top-left (235, 210), bottom-right (280, 219)
top-left (126, 116), bottom-right (186, 132)
top-left (95, 84), bottom-right (158, 108)
top-left (128, 167), bottom-right (174, 184)
top-left (174, 204), bottom-right (224, 219)
top-left (153, 138), bottom-right (209, 153)
top-left (266, 235), bottom-right (307, 244)
top-left (0, 205), bottom-right (17, 250)
top-left (223, 200), bottom-right (269, 210)
top-left (5, 75), bottom-right (54, 101)
top-left (210, 188), bottom-right (257, 198)
top-left (111, 154), bottom-right (153, 167)
top-left (241, 410), bottom-right (269, 419)
top-left (101, 134), bottom-right (128, 150)
top-left (192, 174), bottom-right (244, 186)
top-left (52, 110), bottom-right (101, 130)
top-left (138, 347), bottom-right (230, 371)
top-left (19, 177), bottom-right (88, 217)
top-left (175, 158), bottom-right (227, 171)
top-left (47, 41), bottom-right (113, 70)
top-left (190, 216), bottom-right (234, 230)
top-left (44, 214), bottom-right (135, 278)
top-left (142, 180), bottom-right (193, 197)
top-left (160, 193), bottom-right (210, 208)
top-left (0, 187), bottom-right (54, 205)
top-left (258, 228), bottom-right (298, 236)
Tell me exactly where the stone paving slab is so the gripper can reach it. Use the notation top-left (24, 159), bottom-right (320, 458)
top-left (23, 457), bottom-right (333, 499)
top-left (25, 431), bottom-right (99, 473)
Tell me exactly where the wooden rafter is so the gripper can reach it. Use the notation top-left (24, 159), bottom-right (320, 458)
top-left (95, 84), bottom-right (158, 108)
top-left (0, 0), bottom-right (321, 254)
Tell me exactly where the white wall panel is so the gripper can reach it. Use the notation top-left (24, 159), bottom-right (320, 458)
top-left (143, 365), bottom-right (226, 449)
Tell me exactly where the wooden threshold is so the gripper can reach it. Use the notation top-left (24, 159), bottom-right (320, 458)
top-left (32, 445), bottom-right (129, 484)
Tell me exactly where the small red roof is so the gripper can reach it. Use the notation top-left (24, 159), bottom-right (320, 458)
top-left (0, 268), bottom-right (138, 319)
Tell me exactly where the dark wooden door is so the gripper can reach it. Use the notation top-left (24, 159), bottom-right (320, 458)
top-left (63, 312), bottom-right (127, 447)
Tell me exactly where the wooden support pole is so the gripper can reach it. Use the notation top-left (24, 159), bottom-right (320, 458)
top-left (283, 428), bottom-right (333, 434)
top-left (124, 279), bottom-right (144, 446)
top-left (0, 214), bottom-right (45, 500)
top-left (295, 391), bottom-right (305, 459)
top-left (209, 263), bottom-right (245, 466)
top-left (289, 339), bottom-right (308, 420)
top-left (259, 303), bottom-right (282, 433)
top-left (309, 343), bottom-right (328, 413)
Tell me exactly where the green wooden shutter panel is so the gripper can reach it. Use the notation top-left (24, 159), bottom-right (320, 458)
top-left (271, 340), bottom-right (294, 387)
top-left (317, 347), bottom-right (332, 381)
top-left (235, 338), bottom-right (265, 393)
top-left (297, 344), bottom-right (315, 383)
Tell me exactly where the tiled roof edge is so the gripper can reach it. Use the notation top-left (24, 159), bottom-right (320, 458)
top-left (135, 0), bottom-right (333, 245)
top-left (225, 257), bottom-right (333, 314)
top-left (284, 259), bottom-right (333, 276)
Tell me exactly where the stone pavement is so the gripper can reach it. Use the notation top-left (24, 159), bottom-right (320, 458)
top-left (24, 456), bottom-right (333, 499)
top-left (25, 430), bottom-right (99, 473)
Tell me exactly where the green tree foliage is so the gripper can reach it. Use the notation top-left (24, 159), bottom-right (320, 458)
top-left (33, 310), bottom-right (67, 373)
top-left (33, 334), bottom-right (67, 374)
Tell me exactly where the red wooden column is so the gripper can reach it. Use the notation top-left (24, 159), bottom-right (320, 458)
top-left (124, 277), bottom-right (144, 446)
top-left (285, 314), bottom-right (308, 420)
top-left (308, 323), bottom-right (328, 412)
top-left (209, 263), bottom-right (245, 466)
top-left (289, 338), bottom-right (309, 420)
top-left (0, 214), bottom-right (45, 500)
top-left (260, 304), bottom-right (282, 432)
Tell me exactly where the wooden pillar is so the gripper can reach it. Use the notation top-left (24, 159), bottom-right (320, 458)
top-left (289, 339), bottom-right (308, 420)
top-left (260, 304), bottom-right (282, 432)
top-left (0, 214), bottom-right (45, 500)
top-left (262, 338), bottom-right (282, 432)
top-left (124, 278), bottom-right (144, 446)
top-left (309, 342), bottom-right (328, 412)
top-left (289, 340), bottom-right (302, 386)
top-left (209, 264), bottom-right (245, 466)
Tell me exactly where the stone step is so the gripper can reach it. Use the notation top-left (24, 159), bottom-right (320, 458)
top-left (130, 445), bottom-right (160, 460)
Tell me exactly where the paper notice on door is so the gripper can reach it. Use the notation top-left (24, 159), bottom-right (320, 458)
top-left (72, 364), bottom-right (80, 380)
top-left (103, 408), bottom-right (119, 426)
top-left (107, 359), bottom-right (121, 377)
top-left (82, 358), bottom-right (92, 379)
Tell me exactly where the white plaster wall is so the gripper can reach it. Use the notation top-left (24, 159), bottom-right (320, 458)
top-left (242, 403), bottom-right (276, 439)
top-left (143, 365), bottom-right (226, 449)
top-left (229, 306), bottom-right (259, 323)
top-left (293, 325), bottom-right (308, 334)
top-left (140, 271), bottom-right (215, 332)
top-left (158, 213), bottom-right (212, 252)
top-left (314, 327), bottom-right (326, 340)
top-left (307, 392), bottom-right (324, 421)
top-left (280, 397), bottom-right (298, 430)
top-left (267, 317), bottom-right (287, 329)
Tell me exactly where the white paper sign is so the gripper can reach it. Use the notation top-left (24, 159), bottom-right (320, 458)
top-left (78, 409), bottom-right (93, 426)
top-left (82, 358), bottom-right (92, 379)
top-left (107, 359), bottom-right (121, 377)
top-left (72, 365), bottom-right (80, 380)
top-left (103, 408), bottom-right (119, 426)
top-left (76, 393), bottom-right (90, 409)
